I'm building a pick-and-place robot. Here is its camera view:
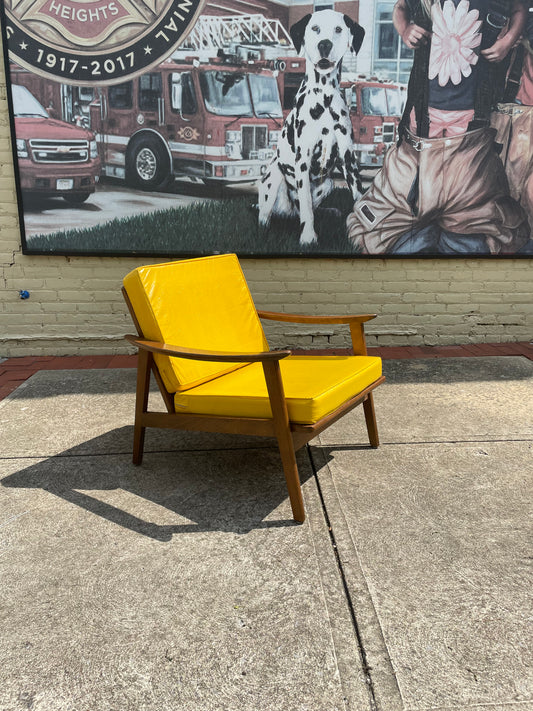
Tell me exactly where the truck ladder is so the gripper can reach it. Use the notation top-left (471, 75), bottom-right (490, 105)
top-left (179, 13), bottom-right (293, 52)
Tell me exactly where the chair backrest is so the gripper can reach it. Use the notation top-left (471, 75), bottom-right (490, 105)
top-left (123, 254), bottom-right (269, 393)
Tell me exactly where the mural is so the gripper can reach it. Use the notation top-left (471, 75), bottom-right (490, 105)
top-left (1, 0), bottom-right (532, 257)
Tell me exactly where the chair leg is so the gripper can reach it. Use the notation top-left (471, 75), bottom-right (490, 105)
top-left (133, 349), bottom-right (151, 465)
top-left (277, 432), bottom-right (306, 523)
top-left (363, 393), bottom-right (380, 448)
top-left (263, 361), bottom-right (306, 523)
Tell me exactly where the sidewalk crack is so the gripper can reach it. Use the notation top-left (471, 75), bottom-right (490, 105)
top-left (307, 443), bottom-right (379, 711)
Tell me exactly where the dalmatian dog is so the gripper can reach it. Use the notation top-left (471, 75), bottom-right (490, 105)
top-left (258, 10), bottom-right (365, 245)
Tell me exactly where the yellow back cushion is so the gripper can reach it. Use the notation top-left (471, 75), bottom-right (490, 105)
top-left (123, 254), bottom-right (269, 393)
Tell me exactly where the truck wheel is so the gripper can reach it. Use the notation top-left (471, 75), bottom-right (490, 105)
top-left (127, 138), bottom-right (170, 190)
top-left (63, 192), bottom-right (91, 204)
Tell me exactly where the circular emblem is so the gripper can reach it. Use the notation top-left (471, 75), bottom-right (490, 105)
top-left (179, 126), bottom-right (199, 141)
top-left (2, 0), bottom-right (205, 85)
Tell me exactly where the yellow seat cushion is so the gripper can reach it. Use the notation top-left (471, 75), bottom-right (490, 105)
top-left (174, 355), bottom-right (382, 424)
top-left (123, 254), bottom-right (269, 393)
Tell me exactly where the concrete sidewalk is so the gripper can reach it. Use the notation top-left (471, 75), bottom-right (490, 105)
top-left (0, 357), bottom-right (531, 711)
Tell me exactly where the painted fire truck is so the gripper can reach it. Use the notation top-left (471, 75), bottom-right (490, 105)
top-left (11, 83), bottom-right (100, 203)
top-left (86, 14), bottom-right (293, 188)
top-left (87, 55), bottom-right (283, 189)
top-left (278, 57), bottom-right (405, 168)
top-left (342, 75), bottom-right (406, 167)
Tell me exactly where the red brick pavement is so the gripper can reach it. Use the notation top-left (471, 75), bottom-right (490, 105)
top-left (1, 342), bottom-right (532, 402)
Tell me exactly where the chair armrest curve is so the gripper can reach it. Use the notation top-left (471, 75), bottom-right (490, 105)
top-left (257, 310), bottom-right (377, 324)
top-left (125, 335), bottom-right (291, 363)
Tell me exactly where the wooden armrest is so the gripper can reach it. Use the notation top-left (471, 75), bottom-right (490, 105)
top-left (125, 335), bottom-right (291, 363)
top-left (257, 310), bottom-right (377, 324)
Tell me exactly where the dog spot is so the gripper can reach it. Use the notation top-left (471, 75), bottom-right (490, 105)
top-left (310, 104), bottom-right (325, 120)
top-left (321, 76), bottom-right (327, 85)
top-left (300, 163), bottom-right (307, 172)
top-left (319, 143), bottom-right (338, 175)
top-left (296, 94), bottom-right (306, 110)
top-left (313, 87), bottom-right (320, 94)
top-left (299, 221), bottom-right (306, 235)
top-left (295, 146), bottom-right (302, 162)
top-left (297, 179), bottom-right (303, 188)
top-left (267, 183), bottom-right (272, 190)
top-left (286, 120), bottom-right (295, 148)
top-left (297, 120), bottom-right (306, 138)
top-left (330, 109), bottom-right (340, 121)
top-left (314, 70), bottom-right (321, 83)
top-left (316, 188), bottom-right (323, 196)
top-left (322, 127), bottom-right (329, 135)
top-left (324, 94), bottom-right (333, 108)
top-left (341, 109), bottom-right (347, 116)
top-left (310, 140), bottom-right (323, 166)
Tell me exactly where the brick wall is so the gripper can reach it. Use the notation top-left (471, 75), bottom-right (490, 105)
top-left (0, 39), bottom-right (531, 357)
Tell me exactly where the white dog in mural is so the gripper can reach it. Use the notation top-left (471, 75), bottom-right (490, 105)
top-left (258, 10), bottom-right (365, 245)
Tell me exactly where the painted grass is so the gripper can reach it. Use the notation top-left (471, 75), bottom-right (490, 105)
top-left (26, 188), bottom-right (362, 257)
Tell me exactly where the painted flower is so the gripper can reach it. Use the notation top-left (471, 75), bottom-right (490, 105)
top-left (429, 0), bottom-right (482, 86)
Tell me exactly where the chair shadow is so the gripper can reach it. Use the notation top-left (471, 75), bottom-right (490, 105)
top-left (2, 426), bottom-right (311, 539)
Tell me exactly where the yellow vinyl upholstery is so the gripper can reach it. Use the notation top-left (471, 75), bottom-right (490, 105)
top-left (123, 254), bottom-right (269, 392)
top-left (174, 355), bottom-right (382, 424)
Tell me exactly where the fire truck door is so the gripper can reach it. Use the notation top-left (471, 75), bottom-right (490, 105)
top-left (138, 73), bottom-right (165, 128)
top-left (170, 72), bottom-right (205, 177)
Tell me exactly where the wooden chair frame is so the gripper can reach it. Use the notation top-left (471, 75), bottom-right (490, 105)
top-left (123, 288), bottom-right (385, 523)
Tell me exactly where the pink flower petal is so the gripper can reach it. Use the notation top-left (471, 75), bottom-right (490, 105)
top-left (450, 61), bottom-right (462, 85)
top-left (461, 62), bottom-right (473, 78)
top-left (460, 22), bottom-right (483, 43)
top-left (442, 0), bottom-right (455, 29)
top-left (438, 57), bottom-right (452, 86)
top-left (462, 30), bottom-right (482, 48)
top-left (460, 47), bottom-right (477, 62)
top-left (453, 0), bottom-right (470, 31)
top-left (459, 14), bottom-right (481, 37)
top-left (431, 4), bottom-right (448, 37)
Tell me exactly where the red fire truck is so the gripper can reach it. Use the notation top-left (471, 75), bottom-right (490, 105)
top-left (278, 57), bottom-right (404, 168)
top-left (342, 76), bottom-right (405, 168)
top-left (11, 83), bottom-right (100, 203)
top-left (86, 56), bottom-right (283, 189)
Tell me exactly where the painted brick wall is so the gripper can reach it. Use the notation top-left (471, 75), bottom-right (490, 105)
top-left (0, 42), bottom-right (531, 357)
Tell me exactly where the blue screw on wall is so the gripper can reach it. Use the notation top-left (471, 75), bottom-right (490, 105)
top-left (19, 290), bottom-right (30, 299)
